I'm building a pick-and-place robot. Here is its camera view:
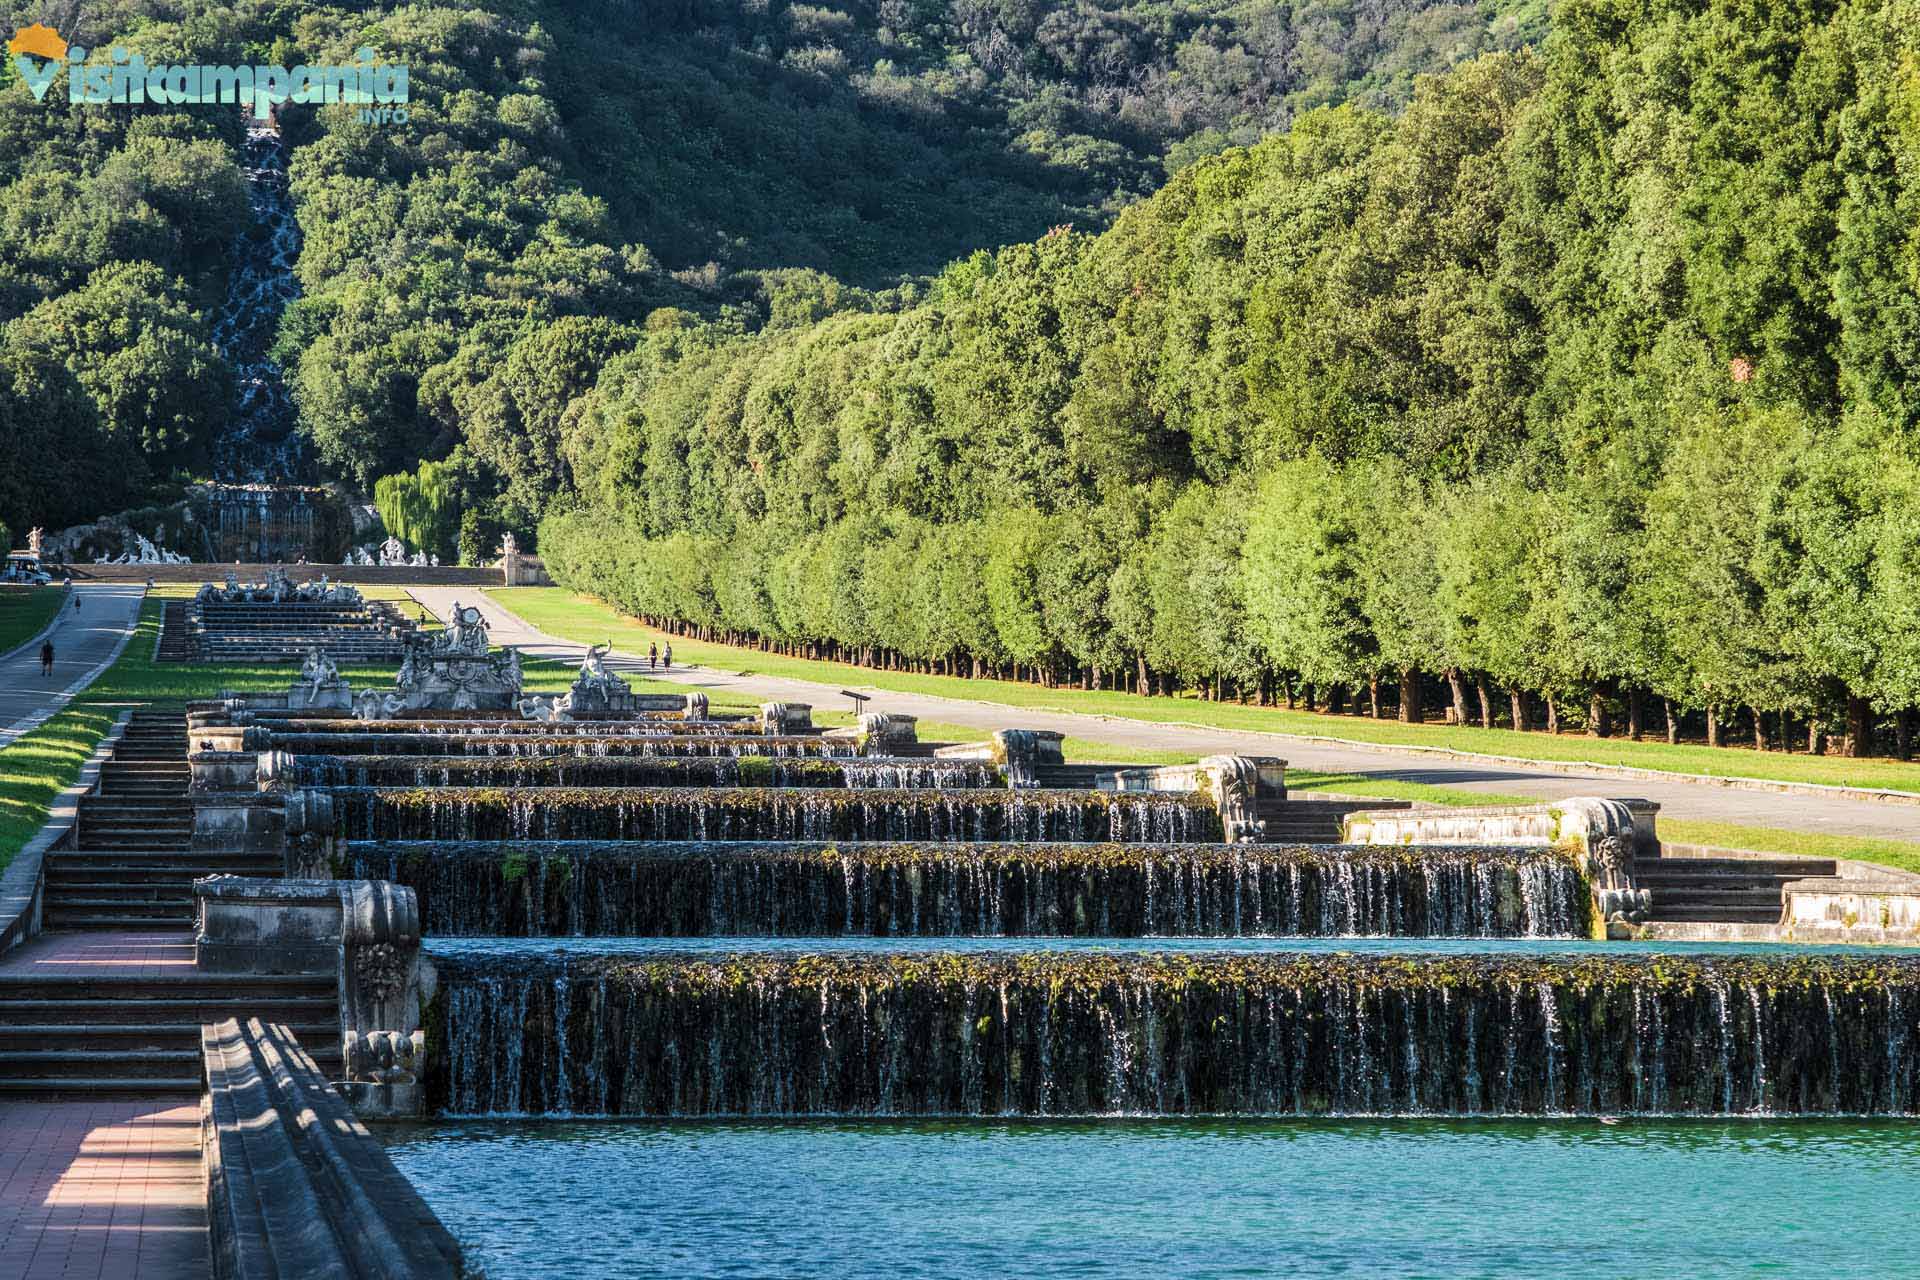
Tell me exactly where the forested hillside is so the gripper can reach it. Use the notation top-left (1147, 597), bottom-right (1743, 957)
top-left (540, 0), bottom-right (1920, 756)
top-left (0, 0), bottom-right (1528, 531)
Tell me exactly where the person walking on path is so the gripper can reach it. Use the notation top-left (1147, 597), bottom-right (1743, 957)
top-left (648, 642), bottom-right (657, 670)
top-left (39, 640), bottom-right (53, 676)
top-left (663, 642), bottom-right (673, 670)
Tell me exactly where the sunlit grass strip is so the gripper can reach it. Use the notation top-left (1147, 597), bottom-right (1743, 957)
top-left (0, 702), bottom-right (124, 872)
top-left (0, 585), bottom-right (68, 657)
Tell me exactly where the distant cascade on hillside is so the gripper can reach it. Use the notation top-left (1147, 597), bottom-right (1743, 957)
top-left (211, 119), bottom-right (305, 483)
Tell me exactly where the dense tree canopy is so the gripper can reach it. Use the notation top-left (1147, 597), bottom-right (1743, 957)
top-left (539, 0), bottom-right (1920, 756)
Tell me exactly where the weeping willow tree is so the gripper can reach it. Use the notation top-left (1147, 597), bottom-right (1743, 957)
top-left (374, 460), bottom-right (461, 563)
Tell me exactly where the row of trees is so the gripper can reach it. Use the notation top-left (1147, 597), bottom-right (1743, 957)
top-left (542, 419), bottom-right (1920, 756)
top-left (538, 0), bottom-right (1920, 757)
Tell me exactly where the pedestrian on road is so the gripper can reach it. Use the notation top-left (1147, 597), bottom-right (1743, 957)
top-left (72, 595), bottom-right (80, 613)
top-left (648, 642), bottom-right (657, 670)
top-left (39, 640), bottom-right (53, 676)
top-left (663, 642), bottom-right (673, 670)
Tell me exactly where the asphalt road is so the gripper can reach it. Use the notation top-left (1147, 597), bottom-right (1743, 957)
top-left (412, 587), bottom-right (1920, 844)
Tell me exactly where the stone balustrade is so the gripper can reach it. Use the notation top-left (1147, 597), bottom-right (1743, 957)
top-left (202, 1017), bottom-right (460, 1278)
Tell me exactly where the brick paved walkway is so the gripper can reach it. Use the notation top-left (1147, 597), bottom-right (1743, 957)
top-left (0, 931), bottom-right (206, 1278)
top-left (0, 1099), bottom-right (205, 1279)
top-left (0, 932), bottom-right (195, 978)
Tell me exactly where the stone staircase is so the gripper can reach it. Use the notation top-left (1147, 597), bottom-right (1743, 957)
top-left (154, 598), bottom-right (194, 662)
top-left (46, 709), bottom-right (276, 929)
top-left (1633, 854), bottom-right (1840, 925)
top-left (1256, 797), bottom-right (1410, 843)
top-left (0, 972), bottom-right (340, 1098)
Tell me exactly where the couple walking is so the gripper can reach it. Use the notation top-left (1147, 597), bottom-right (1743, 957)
top-left (646, 640), bottom-right (673, 670)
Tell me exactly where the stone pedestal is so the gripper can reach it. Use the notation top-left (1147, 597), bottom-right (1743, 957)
top-left (858, 713), bottom-right (918, 755)
top-left (762, 702), bottom-right (814, 735)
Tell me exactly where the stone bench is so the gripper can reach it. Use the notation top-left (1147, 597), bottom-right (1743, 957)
top-left (202, 1017), bottom-right (461, 1280)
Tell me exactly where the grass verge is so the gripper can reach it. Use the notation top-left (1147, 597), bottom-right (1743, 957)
top-left (490, 588), bottom-right (1920, 795)
top-left (0, 585), bottom-right (67, 656)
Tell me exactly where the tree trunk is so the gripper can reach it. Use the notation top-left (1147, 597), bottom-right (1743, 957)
top-left (1306, 683), bottom-right (1317, 713)
top-left (1368, 676), bottom-right (1382, 719)
top-left (1665, 700), bottom-right (1679, 745)
top-left (1136, 654), bottom-right (1149, 696)
top-left (1327, 685), bottom-right (1344, 715)
top-left (1588, 690), bottom-right (1610, 738)
top-left (1845, 695), bottom-right (1873, 758)
top-left (1808, 717), bottom-right (1822, 755)
top-left (1706, 706), bottom-right (1720, 749)
top-left (1510, 689), bottom-right (1527, 731)
top-left (1445, 668), bottom-right (1468, 725)
top-left (1751, 706), bottom-right (1769, 752)
top-left (1897, 710), bottom-right (1913, 762)
top-left (1627, 688), bottom-right (1644, 741)
top-left (1476, 679), bottom-right (1492, 729)
top-left (1399, 668), bottom-right (1422, 723)
top-left (1546, 697), bottom-right (1559, 735)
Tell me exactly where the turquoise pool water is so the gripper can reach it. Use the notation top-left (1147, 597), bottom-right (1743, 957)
top-left (386, 1118), bottom-right (1920, 1278)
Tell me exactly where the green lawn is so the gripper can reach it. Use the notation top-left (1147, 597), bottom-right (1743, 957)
top-left (493, 587), bottom-right (1920, 795)
top-left (0, 585), bottom-right (66, 656)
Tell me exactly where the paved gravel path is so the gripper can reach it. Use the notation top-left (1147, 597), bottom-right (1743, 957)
top-left (0, 584), bottom-right (144, 746)
top-left (413, 588), bottom-right (1920, 844)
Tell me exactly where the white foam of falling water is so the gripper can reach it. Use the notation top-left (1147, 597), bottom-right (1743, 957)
top-left (210, 119), bottom-right (306, 482)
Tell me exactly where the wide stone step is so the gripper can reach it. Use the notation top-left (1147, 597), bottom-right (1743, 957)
top-left (1644, 906), bottom-right (1784, 924)
top-left (78, 807), bottom-right (192, 820)
top-left (46, 889), bottom-right (196, 907)
top-left (52, 850), bottom-right (273, 868)
top-left (1648, 888), bottom-right (1787, 908)
top-left (45, 917), bottom-right (195, 936)
top-left (46, 870), bottom-right (240, 889)
top-left (80, 840), bottom-right (193, 854)
top-left (0, 1023), bottom-right (338, 1051)
top-left (45, 894), bottom-right (210, 914)
top-left (0, 1049), bottom-right (203, 1080)
top-left (1635, 873), bottom-right (1804, 890)
top-left (1634, 857), bottom-right (1837, 877)
top-left (48, 867), bottom-right (277, 884)
top-left (0, 995), bottom-right (336, 1023)
top-left (0, 1077), bottom-right (205, 1098)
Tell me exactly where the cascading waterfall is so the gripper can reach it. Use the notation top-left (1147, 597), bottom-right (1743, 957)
top-left (346, 840), bottom-right (1591, 939)
top-left (283, 755), bottom-right (1001, 790)
top-left (428, 950), bottom-right (1920, 1118)
top-left (327, 786), bottom-right (1223, 844)
top-left (210, 120), bottom-right (305, 483)
top-left (259, 734), bottom-right (861, 759)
